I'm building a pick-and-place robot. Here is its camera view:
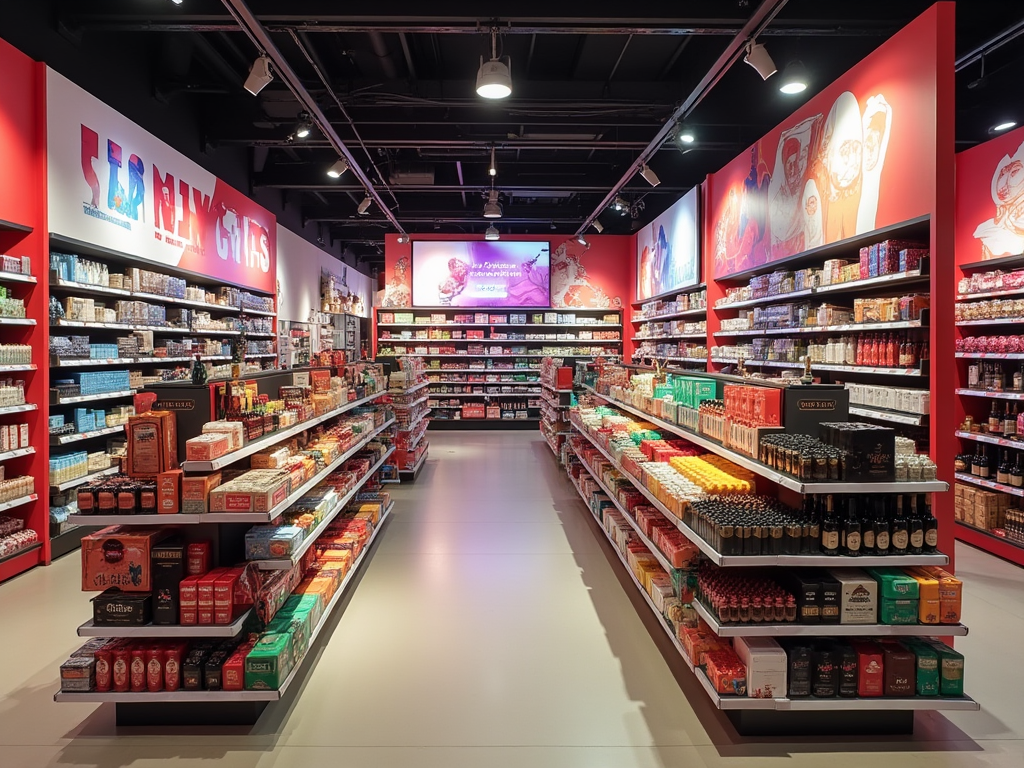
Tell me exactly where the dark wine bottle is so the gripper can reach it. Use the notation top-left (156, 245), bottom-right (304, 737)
top-left (922, 495), bottom-right (939, 554)
top-left (873, 498), bottom-right (891, 556)
top-left (821, 495), bottom-right (840, 556)
top-left (842, 497), bottom-right (862, 557)
top-left (1013, 452), bottom-right (1024, 488)
top-left (891, 495), bottom-right (909, 555)
top-left (998, 449), bottom-right (1011, 485)
top-left (908, 495), bottom-right (925, 555)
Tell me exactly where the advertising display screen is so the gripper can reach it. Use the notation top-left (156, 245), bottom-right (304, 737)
top-left (412, 240), bottom-right (550, 307)
top-left (636, 187), bottom-right (700, 301)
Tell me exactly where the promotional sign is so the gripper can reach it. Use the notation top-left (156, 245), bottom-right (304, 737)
top-left (956, 124), bottom-right (1024, 263)
top-left (411, 240), bottom-right (550, 307)
top-left (636, 187), bottom-right (700, 301)
top-left (551, 236), bottom-right (626, 308)
top-left (46, 69), bottom-right (276, 294)
top-left (708, 9), bottom-right (939, 279)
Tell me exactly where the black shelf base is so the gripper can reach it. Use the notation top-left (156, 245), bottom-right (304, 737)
top-left (115, 701), bottom-right (268, 726)
top-left (50, 526), bottom-right (98, 560)
top-left (726, 708), bottom-right (914, 737)
top-left (429, 419), bottom-right (537, 430)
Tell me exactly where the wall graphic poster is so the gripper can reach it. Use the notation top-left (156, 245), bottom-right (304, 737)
top-left (709, 9), bottom-right (939, 279)
top-left (411, 241), bottom-right (550, 307)
top-left (956, 125), bottom-right (1024, 262)
top-left (46, 69), bottom-right (276, 293)
top-left (636, 187), bottom-right (700, 301)
top-left (551, 238), bottom-right (623, 308)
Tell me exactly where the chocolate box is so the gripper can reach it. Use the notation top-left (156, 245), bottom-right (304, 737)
top-left (151, 538), bottom-right (185, 625)
top-left (81, 526), bottom-right (175, 592)
top-left (927, 641), bottom-right (965, 696)
top-left (92, 588), bottom-right (152, 626)
top-left (158, 469), bottom-right (182, 514)
top-left (185, 433), bottom-right (231, 462)
top-left (819, 571), bottom-right (841, 625)
top-left (828, 568), bottom-right (878, 624)
top-left (836, 643), bottom-right (859, 697)
top-left (783, 642), bottom-right (813, 698)
top-left (903, 640), bottom-right (940, 696)
top-left (851, 641), bottom-right (885, 697)
top-left (811, 644), bottom-right (838, 698)
top-left (881, 641), bottom-right (916, 697)
top-left (182, 473), bottom-right (222, 515)
top-left (244, 632), bottom-right (294, 690)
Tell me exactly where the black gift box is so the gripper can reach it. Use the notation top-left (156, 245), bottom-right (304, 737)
top-left (92, 589), bottom-right (152, 626)
top-left (151, 537), bottom-right (185, 625)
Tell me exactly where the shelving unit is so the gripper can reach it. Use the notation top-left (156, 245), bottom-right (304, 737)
top-left (631, 286), bottom-right (707, 370)
top-left (377, 306), bottom-right (621, 430)
top-left (391, 373), bottom-right (430, 480)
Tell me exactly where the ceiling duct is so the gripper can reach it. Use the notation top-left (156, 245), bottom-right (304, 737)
top-left (389, 167), bottom-right (436, 185)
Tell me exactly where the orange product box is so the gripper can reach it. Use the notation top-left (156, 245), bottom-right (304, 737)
top-left (158, 469), bottom-right (182, 514)
top-left (179, 576), bottom-right (200, 625)
top-left (185, 433), bottom-right (231, 462)
top-left (197, 568), bottom-right (227, 625)
top-left (914, 567), bottom-right (963, 624)
top-left (126, 411), bottom-right (178, 477)
top-left (181, 473), bottom-right (222, 515)
top-left (81, 526), bottom-right (175, 592)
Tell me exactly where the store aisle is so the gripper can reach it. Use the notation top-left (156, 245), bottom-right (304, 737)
top-left (0, 431), bottom-right (1023, 768)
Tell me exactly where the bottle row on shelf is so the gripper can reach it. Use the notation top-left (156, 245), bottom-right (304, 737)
top-left (712, 334), bottom-right (928, 370)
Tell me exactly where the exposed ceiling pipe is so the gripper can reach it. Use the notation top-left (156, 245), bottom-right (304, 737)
top-left (218, 0), bottom-right (407, 236)
top-left (456, 161), bottom-right (467, 208)
top-left (955, 17), bottom-right (1024, 71)
top-left (398, 32), bottom-right (418, 79)
top-left (368, 31), bottom-right (399, 79)
top-left (575, 0), bottom-right (789, 238)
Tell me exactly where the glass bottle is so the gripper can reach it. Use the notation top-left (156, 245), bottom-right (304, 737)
top-left (821, 495), bottom-right (840, 556)
top-left (923, 496), bottom-right (939, 554)
top-left (908, 495), bottom-right (925, 555)
top-left (843, 497), bottom-right (862, 557)
top-left (999, 450), bottom-right (1012, 485)
top-left (873, 498), bottom-right (890, 556)
top-left (1006, 404), bottom-right (1019, 437)
top-left (1012, 453), bottom-right (1024, 488)
top-left (990, 401), bottom-right (1003, 434)
top-left (1015, 363), bottom-right (1024, 392)
top-left (891, 496), bottom-right (909, 555)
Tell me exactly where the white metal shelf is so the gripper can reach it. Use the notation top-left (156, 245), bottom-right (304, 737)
top-left (393, 395), bottom-right (429, 409)
top-left (571, 418), bottom-right (949, 567)
top-left (691, 600), bottom-right (968, 638)
top-left (181, 390), bottom-right (386, 471)
top-left (956, 388), bottom-right (1024, 400)
top-left (580, 386), bottom-right (947, 494)
top-left (0, 403), bottom-right (36, 415)
top-left (241, 307), bottom-right (277, 317)
top-left (254, 447), bottom-right (396, 570)
top-left (711, 358), bottom-right (927, 377)
top-left (633, 333), bottom-right (707, 341)
top-left (388, 380), bottom-right (430, 395)
top-left (422, 367), bottom-right (540, 374)
top-left (541, 381), bottom-right (573, 394)
top-left (955, 430), bottom-right (1024, 448)
top-left (954, 472), bottom-right (1024, 497)
top-left (50, 466), bottom-right (119, 493)
top-left (51, 319), bottom-right (192, 334)
top-left (0, 271), bottom-right (37, 284)
top-left (77, 608), bottom-right (253, 638)
top-left (0, 317), bottom-right (34, 326)
top-left (0, 364), bottom-right (35, 372)
top-left (51, 424), bottom-right (126, 445)
top-left (849, 405), bottom-right (927, 426)
top-left (244, 353), bottom-right (278, 359)
top-left (377, 322), bottom-right (621, 328)
top-left (0, 493), bottom-right (38, 514)
top-left (429, 379), bottom-right (538, 386)
top-left (957, 286), bottom-right (1024, 300)
top-left (428, 392), bottom-right (540, 399)
top-left (55, 502), bottom-right (390, 705)
top-left (398, 409), bottom-right (430, 432)
top-left (388, 353), bottom-right (610, 359)
top-left (54, 390), bottom-right (135, 405)
top-left (399, 449), bottom-right (429, 476)
top-left (52, 356), bottom-right (230, 368)
top-left (381, 337), bottom-right (621, 344)
top-left (631, 308), bottom-right (707, 322)
top-left (715, 319), bottom-right (924, 338)
top-left (0, 447), bottom-right (34, 462)
top-left (955, 352), bottom-right (1024, 360)
top-left (956, 318), bottom-right (1024, 326)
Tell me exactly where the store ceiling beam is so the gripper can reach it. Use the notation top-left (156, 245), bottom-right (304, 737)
top-left (955, 16), bottom-right (1024, 71)
top-left (575, 0), bottom-right (790, 238)
top-left (254, 182), bottom-right (693, 194)
top-left (219, 0), bottom-right (407, 237)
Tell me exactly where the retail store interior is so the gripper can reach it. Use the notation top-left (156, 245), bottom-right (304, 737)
top-left (1, 1), bottom-right (1024, 767)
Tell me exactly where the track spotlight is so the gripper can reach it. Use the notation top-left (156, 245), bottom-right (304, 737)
top-left (489, 147), bottom-right (497, 177)
top-left (476, 30), bottom-right (512, 99)
top-left (294, 114), bottom-right (313, 139)
top-left (576, 235), bottom-right (589, 247)
top-left (779, 61), bottom-right (808, 95)
top-left (676, 125), bottom-right (695, 144)
top-left (639, 164), bottom-right (661, 187)
top-left (171, 0), bottom-right (183, 4)
top-left (243, 55), bottom-right (274, 96)
top-left (482, 189), bottom-right (502, 219)
top-left (592, 221), bottom-right (604, 234)
top-left (357, 195), bottom-right (373, 215)
top-left (991, 120), bottom-right (1018, 134)
top-left (484, 225), bottom-right (500, 241)
top-left (326, 159), bottom-right (349, 178)
top-left (743, 41), bottom-right (777, 80)
top-left (611, 195), bottom-right (629, 214)
top-left (397, 235), bottom-right (410, 244)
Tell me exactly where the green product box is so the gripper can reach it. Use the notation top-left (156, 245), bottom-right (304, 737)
top-left (866, 568), bottom-right (920, 600)
top-left (245, 632), bottom-right (295, 690)
top-left (295, 593), bottom-right (324, 625)
top-left (926, 641), bottom-right (965, 696)
top-left (903, 640), bottom-right (940, 696)
top-left (879, 597), bottom-right (919, 625)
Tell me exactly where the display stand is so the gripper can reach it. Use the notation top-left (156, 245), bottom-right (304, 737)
top-left (389, 362), bottom-right (431, 481)
top-left (631, 285), bottom-right (708, 370)
top-left (375, 306), bottom-right (621, 429)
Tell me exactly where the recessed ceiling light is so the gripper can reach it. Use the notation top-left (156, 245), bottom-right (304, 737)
top-left (243, 56), bottom-right (273, 96)
top-left (476, 31), bottom-right (512, 99)
top-left (639, 165), bottom-right (661, 187)
top-left (397, 235), bottom-right (410, 244)
top-left (991, 120), bottom-right (1018, 134)
top-left (779, 61), bottom-right (808, 95)
top-left (743, 41), bottom-right (777, 80)
top-left (484, 225), bottom-right (500, 241)
top-left (326, 159), bottom-right (349, 178)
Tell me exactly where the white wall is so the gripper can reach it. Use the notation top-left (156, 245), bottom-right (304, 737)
top-left (276, 226), bottom-right (373, 322)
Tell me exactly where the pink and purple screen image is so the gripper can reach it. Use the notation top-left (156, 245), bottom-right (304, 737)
top-left (411, 241), bottom-right (551, 307)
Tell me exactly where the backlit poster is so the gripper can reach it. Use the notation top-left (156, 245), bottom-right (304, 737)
top-left (411, 241), bottom-right (550, 307)
top-left (636, 187), bottom-right (700, 301)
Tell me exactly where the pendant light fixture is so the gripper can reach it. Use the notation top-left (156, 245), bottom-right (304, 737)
top-left (638, 165), bottom-right (661, 187)
top-left (676, 125), bottom-right (695, 144)
top-left (484, 225), bottom-right (500, 241)
top-left (476, 30), bottom-right (512, 99)
top-left (482, 188), bottom-right (502, 219)
top-left (294, 113), bottom-right (313, 139)
top-left (778, 61), bottom-right (809, 94)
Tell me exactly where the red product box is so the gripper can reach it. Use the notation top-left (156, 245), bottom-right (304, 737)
top-left (158, 469), bottom-right (182, 514)
top-left (197, 568), bottom-right (227, 625)
top-left (130, 646), bottom-right (147, 692)
top-left (187, 541), bottom-right (210, 576)
top-left (851, 640), bottom-right (885, 697)
top-left (81, 526), bottom-right (175, 593)
top-left (555, 367), bottom-right (573, 390)
top-left (179, 575), bottom-right (200, 625)
top-left (164, 642), bottom-right (187, 691)
top-left (214, 568), bottom-right (243, 624)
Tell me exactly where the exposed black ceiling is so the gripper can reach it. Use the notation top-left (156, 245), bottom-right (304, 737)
top-left (9, 1), bottom-right (1024, 267)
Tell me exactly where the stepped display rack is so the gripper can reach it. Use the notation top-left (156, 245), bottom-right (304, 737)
top-left (376, 306), bottom-right (621, 429)
top-left (55, 367), bottom-right (394, 725)
top-left (46, 235), bottom-right (278, 559)
top-left (564, 363), bottom-right (974, 736)
top-left (954, 252), bottom-right (1024, 565)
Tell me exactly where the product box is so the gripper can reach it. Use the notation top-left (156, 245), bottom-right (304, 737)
top-left (850, 640), bottom-right (885, 697)
top-left (245, 633), bottom-right (295, 690)
top-left (828, 568), bottom-right (878, 624)
top-left (182, 472), bottom-right (222, 514)
top-left (787, 572), bottom-right (821, 624)
top-left (881, 641), bottom-right (916, 697)
top-left (733, 637), bottom-right (787, 699)
top-left (92, 588), bottom-right (153, 626)
top-left (880, 598), bottom-right (919, 625)
top-left (819, 571), bottom-right (841, 625)
top-left (245, 525), bottom-right (305, 561)
top-left (209, 471), bottom-right (292, 513)
top-left (202, 420), bottom-right (245, 451)
top-left (126, 411), bottom-right (178, 477)
top-left (913, 567), bottom-right (963, 624)
top-left (197, 568), bottom-right (226, 625)
top-left (179, 575), bottom-right (199, 625)
top-left (60, 656), bottom-right (96, 692)
top-left (187, 541), bottom-right (210, 575)
top-left (151, 537), bottom-right (185, 625)
top-left (158, 469), bottom-right (182, 514)
top-left (905, 570), bottom-right (941, 624)
top-left (185, 433), bottom-right (231, 462)
top-left (783, 643), bottom-right (813, 697)
top-left (868, 567), bottom-right (920, 624)
top-left (811, 644), bottom-right (838, 698)
top-left (214, 568), bottom-right (242, 624)
top-left (929, 641), bottom-right (965, 696)
top-left (836, 643), bottom-right (859, 697)
top-left (81, 526), bottom-right (175, 592)
top-left (903, 640), bottom-right (940, 696)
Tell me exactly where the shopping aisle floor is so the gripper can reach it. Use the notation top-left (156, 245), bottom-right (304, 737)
top-left (0, 431), bottom-right (1023, 768)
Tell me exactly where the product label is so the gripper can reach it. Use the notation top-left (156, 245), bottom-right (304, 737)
top-left (925, 529), bottom-right (938, 547)
top-left (863, 529), bottom-right (875, 549)
top-left (910, 530), bottom-right (924, 548)
top-left (893, 530), bottom-right (909, 549)
top-left (876, 531), bottom-right (890, 550)
top-left (846, 532), bottom-right (862, 551)
top-left (822, 531), bottom-right (840, 550)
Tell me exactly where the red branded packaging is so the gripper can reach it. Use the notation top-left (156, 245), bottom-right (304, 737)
top-left (555, 367), bottom-right (573, 390)
top-left (94, 645), bottom-right (113, 692)
top-left (197, 568), bottom-right (226, 625)
top-left (164, 643), bottom-right (186, 691)
top-left (130, 646), bottom-right (147, 692)
top-left (112, 645), bottom-right (131, 692)
top-left (146, 646), bottom-right (165, 692)
top-left (214, 569), bottom-right (242, 624)
top-left (851, 641), bottom-right (885, 697)
top-left (187, 541), bottom-right (211, 576)
top-left (179, 575), bottom-right (200, 625)
top-left (158, 470), bottom-right (182, 514)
